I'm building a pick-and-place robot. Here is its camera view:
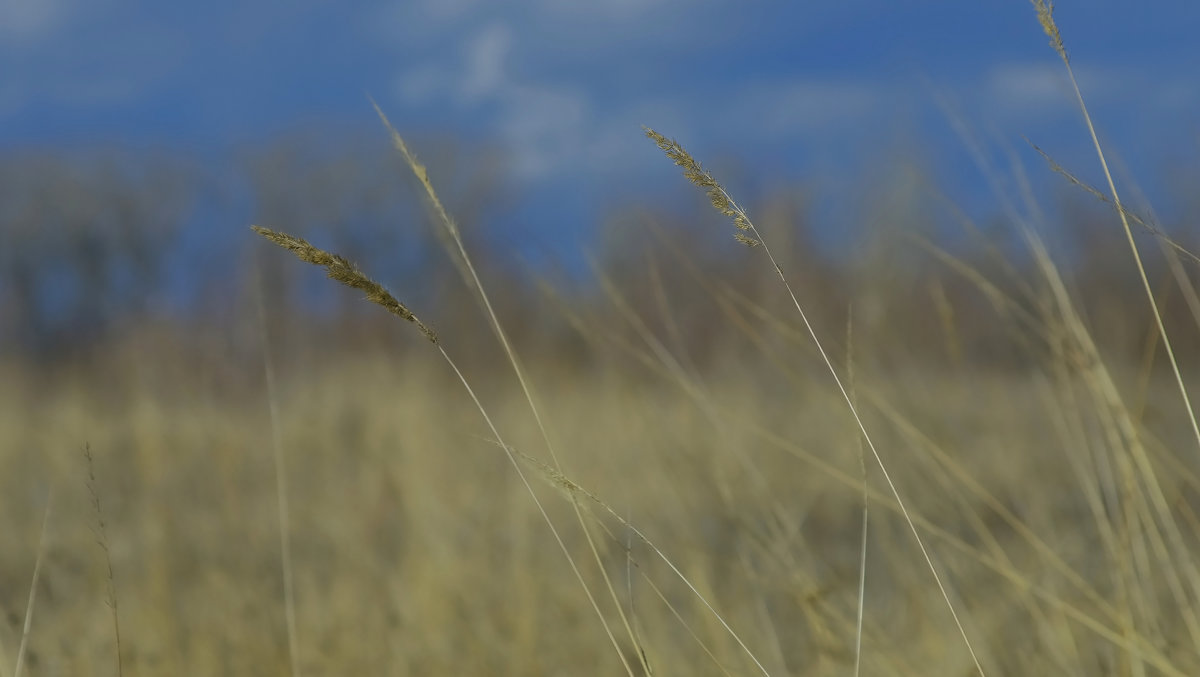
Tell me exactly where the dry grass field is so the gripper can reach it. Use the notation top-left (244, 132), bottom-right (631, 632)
top-left (3, 345), bottom-right (1195, 676)
top-left (3, 4), bottom-right (1200, 675)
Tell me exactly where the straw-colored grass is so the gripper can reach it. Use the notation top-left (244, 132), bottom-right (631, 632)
top-left (4, 346), bottom-right (1197, 674)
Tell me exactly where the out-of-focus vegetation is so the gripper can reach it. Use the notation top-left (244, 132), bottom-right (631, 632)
top-left (1, 128), bottom-right (1197, 674)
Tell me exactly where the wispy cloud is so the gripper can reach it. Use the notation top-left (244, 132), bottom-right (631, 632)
top-left (3, 0), bottom-right (1191, 216)
top-left (983, 62), bottom-right (1073, 119)
top-left (460, 23), bottom-right (512, 102)
top-left (735, 80), bottom-right (886, 136)
top-left (979, 60), bottom-right (1199, 130)
top-left (390, 17), bottom-right (598, 180)
top-left (497, 85), bottom-right (589, 178)
top-left (0, 0), bottom-right (70, 45)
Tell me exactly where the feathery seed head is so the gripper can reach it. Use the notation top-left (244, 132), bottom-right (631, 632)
top-left (1031, 0), bottom-right (1066, 62)
top-left (251, 225), bottom-right (439, 344)
top-left (644, 126), bottom-right (761, 246)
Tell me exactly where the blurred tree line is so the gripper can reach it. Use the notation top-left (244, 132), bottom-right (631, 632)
top-left (1, 136), bottom-right (1197, 374)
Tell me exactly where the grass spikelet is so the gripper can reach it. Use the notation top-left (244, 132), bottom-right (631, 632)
top-left (1031, 0), bottom-right (1066, 62)
top-left (250, 225), bottom-right (438, 344)
top-left (733, 232), bottom-right (761, 248)
top-left (643, 128), bottom-right (725, 205)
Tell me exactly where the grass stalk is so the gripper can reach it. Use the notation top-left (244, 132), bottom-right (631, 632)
top-left (1030, 0), bottom-right (1200, 458)
top-left (250, 225), bottom-right (639, 677)
top-left (846, 311), bottom-right (869, 677)
top-left (255, 270), bottom-right (302, 677)
top-left (372, 101), bottom-right (660, 677)
top-left (13, 490), bottom-right (52, 677)
top-left (83, 444), bottom-right (123, 677)
top-left (645, 127), bottom-right (988, 676)
top-left (509, 444), bottom-right (773, 676)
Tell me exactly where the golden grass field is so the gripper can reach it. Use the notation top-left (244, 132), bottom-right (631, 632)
top-left (3, 3), bottom-right (1200, 675)
top-left (3, 346), bottom-right (1195, 676)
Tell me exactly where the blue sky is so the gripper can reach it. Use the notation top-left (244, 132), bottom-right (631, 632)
top-left (2, 0), bottom-right (1198, 262)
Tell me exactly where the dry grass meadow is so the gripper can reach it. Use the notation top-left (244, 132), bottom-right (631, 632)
top-left (3, 4), bottom-right (1200, 675)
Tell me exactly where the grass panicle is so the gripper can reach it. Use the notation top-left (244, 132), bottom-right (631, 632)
top-left (1031, 0), bottom-right (1066, 62)
top-left (250, 225), bottom-right (438, 344)
top-left (643, 128), bottom-right (760, 247)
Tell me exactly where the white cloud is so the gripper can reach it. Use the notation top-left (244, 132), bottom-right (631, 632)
top-left (368, 0), bottom-right (704, 58)
top-left (979, 61), bottom-right (1194, 125)
top-left (460, 23), bottom-right (512, 102)
top-left (496, 84), bottom-right (588, 179)
top-left (388, 17), bottom-right (595, 180)
top-left (377, 2), bottom-right (1200, 190)
top-left (0, 0), bottom-right (70, 44)
top-left (985, 62), bottom-right (1072, 117)
top-left (394, 23), bottom-right (512, 105)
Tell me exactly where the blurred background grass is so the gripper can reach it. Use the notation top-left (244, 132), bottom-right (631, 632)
top-left (2, 144), bottom-right (1199, 673)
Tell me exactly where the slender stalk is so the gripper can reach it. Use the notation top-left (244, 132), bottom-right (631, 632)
top-left (645, 128), bottom-right (987, 675)
top-left (1030, 0), bottom-right (1200, 455)
top-left (373, 102), bottom-right (656, 677)
top-left (256, 271), bottom-right (302, 677)
top-left (251, 225), bottom-right (638, 677)
top-left (84, 445), bottom-right (123, 677)
top-left (847, 311), bottom-right (869, 677)
top-left (14, 490), bottom-right (52, 677)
